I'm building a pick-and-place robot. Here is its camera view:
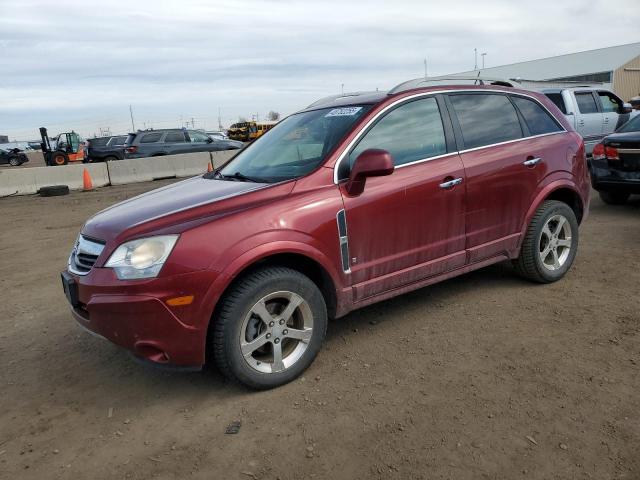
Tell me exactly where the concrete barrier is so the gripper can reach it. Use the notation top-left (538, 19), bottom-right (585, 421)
top-left (0, 149), bottom-right (240, 196)
top-left (0, 163), bottom-right (109, 197)
top-left (107, 150), bottom-right (237, 186)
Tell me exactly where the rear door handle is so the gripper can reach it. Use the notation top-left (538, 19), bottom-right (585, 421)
top-left (523, 157), bottom-right (542, 167)
top-left (439, 177), bottom-right (463, 189)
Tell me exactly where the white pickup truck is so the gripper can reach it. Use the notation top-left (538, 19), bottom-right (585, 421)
top-left (541, 87), bottom-right (632, 154)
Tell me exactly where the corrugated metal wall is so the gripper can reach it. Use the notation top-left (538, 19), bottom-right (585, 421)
top-left (613, 55), bottom-right (640, 101)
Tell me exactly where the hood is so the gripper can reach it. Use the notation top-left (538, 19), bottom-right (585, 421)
top-left (82, 176), bottom-right (274, 242)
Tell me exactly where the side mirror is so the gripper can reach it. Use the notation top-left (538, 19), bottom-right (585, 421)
top-left (621, 102), bottom-right (632, 114)
top-left (345, 149), bottom-right (394, 196)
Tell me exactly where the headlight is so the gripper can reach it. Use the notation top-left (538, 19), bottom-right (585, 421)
top-left (105, 235), bottom-right (179, 280)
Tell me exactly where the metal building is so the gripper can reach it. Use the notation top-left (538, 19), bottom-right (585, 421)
top-left (450, 42), bottom-right (640, 101)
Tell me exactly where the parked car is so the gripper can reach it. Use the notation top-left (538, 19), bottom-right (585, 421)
top-left (206, 131), bottom-right (229, 141)
top-left (541, 87), bottom-right (632, 155)
top-left (590, 114), bottom-right (640, 204)
top-left (124, 129), bottom-right (243, 159)
top-left (0, 147), bottom-right (29, 167)
top-left (62, 81), bottom-right (590, 389)
top-left (86, 135), bottom-right (127, 162)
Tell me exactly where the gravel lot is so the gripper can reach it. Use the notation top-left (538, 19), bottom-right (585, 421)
top-left (1, 181), bottom-right (639, 480)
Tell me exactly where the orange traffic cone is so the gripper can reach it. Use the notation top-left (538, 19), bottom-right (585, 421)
top-left (82, 168), bottom-right (93, 191)
top-left (207, 162), bottom-right (213, 173)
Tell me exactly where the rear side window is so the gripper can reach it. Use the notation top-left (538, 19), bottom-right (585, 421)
top-left (543, 93), bottom-right (567, 114)
top-left (164, 132), bottom-right (186, 143)
top-left (575, 93), bottom-right (599, 114)
top-left (348, 97), bottom-right (447, 168)
top-left (90, 137), bottom-right (110, 147)
top-left (511, 96), bottom-right (562, 136)
top-left (140, 133), bottom-right (162, 143)
top-left (449, 94), bottom-right (522, 149)
top-left (110, 136), bottom-right (127, 146)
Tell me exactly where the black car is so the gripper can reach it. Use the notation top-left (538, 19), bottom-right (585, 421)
top-left (590, 115), bottom-right (640, 204)
top-left (0, 147), bottom-right (29, 167)
top-left (86, 135), bottom-right (127, 162)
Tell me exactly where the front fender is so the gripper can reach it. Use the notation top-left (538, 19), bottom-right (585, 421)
top-left (197, 238), bottom-right (346, 330)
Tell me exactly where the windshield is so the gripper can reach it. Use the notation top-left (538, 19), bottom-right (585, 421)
top-left (219, 106), bottom-right (371, 182)
top-left (617, 114), bottom-right (640, 133)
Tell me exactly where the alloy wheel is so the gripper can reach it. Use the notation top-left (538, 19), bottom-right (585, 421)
top-left (539, 214), bottom-right (572, 271)
top-left (239, 291), bottom-right (314, 374)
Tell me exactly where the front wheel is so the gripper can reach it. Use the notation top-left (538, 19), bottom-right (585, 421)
top-left (513, 200), bottom-right (579, 283)
top-left (9, 156), bottom-right (22, 167)
top-left (599, 190), bottom-right (630, 205)
top-left (211, 267), bottom-right (327, 389)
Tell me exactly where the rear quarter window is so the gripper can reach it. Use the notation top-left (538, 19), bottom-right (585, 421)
top-left (140, 133), bottom-right (163, 143)
top-left (110, 136), bottom-right (127, 146)
top-left (449, 93), bottom-right (522, 149)
top-left (511, 96), bottom-right (563, 136)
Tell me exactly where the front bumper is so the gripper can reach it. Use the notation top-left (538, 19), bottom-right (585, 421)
top-left (588, 158), bottom-right (640, 193)
top-left (65, 267), bottom-right (218, 367)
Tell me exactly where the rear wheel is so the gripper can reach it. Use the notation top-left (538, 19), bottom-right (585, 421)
top-left (513, 200), bottom-right (579, 283)
top-left (599, 190), bottom-right (630, 205)
top-left (8, 156), bottom-right (21, 167)
top-left (211, 267), bottom-right (327, 389)
top-left (103, 156), bottom-right (119, 162)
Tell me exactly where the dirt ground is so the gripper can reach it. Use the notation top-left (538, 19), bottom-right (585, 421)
top-left (0, 181), bottom-right (639, 480)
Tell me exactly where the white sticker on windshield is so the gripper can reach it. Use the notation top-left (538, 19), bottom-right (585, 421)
top-left (325, 107), bottom-right (363, 117)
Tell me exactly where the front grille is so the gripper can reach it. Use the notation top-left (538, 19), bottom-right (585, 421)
top-left (68, 235), bottom-right (105, 275)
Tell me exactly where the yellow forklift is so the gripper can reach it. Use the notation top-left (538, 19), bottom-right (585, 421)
top-left (40, 127), bottom-right (86, 166)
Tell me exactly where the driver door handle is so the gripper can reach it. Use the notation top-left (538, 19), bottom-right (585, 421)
top-left (439, 177), bottom-right (463, 189)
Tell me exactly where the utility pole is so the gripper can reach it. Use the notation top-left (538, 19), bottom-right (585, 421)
top-left (218, 107), bottom-right (223, 130)
top-left (341, 83), bottom-right (344, 95)
top-left (191, 117), bottom-right (195, 129)
top-left (474, 48), bottom-right (478, 70)
top-left (129, 105), bottom-right (136, 131)
top-left (424, 58), bottom-right (428, 79)
top-left (481, 52), bottom-right (487, 69)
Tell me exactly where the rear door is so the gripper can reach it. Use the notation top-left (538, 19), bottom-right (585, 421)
top-left (573, 91), bottom-right (604, 146)
top-left (338, 95), bottom-right (467, 301)
top-left (164, 131), bottom-right (188, 154)
top-left (446, 92), bottom-right (555, 262)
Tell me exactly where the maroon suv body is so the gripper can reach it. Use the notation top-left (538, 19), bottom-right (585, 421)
top-left (63, 82), bottom-right (590, 389)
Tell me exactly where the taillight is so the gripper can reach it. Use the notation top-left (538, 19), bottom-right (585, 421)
top-left (126, 146), bottom-right (137, 154)
top-left (592, 143), bottom-right (605, 160)
top-left (604, 146), bottom-right (619, 161)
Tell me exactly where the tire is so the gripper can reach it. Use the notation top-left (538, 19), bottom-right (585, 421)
top-left (513, 200), bottom-right (579, 284)
top-left (38, 185), bottom-right (70, 197)
top-left (8, 156), bottom-right (21, 167)
top-left (212, 266), bottom-right (327, 390)
top-left (51, 152), bottom-right (68, 166)
top-left (598, 190), bottom-right (630, 205)
top-left (103, 156), bottom-right (119, 162)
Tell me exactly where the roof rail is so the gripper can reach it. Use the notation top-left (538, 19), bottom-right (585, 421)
top-left (388, 75), bottom-right (522, 95)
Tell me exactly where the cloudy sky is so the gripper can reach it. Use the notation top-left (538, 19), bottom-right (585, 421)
top-left (1, 0), bottom-right (638, 140)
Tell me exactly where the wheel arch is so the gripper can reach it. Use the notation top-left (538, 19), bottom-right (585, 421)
top-left (518, 181), bottom-right (585, 251)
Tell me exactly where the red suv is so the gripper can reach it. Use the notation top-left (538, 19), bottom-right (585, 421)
top-left (62, 80), bottom-right (590, 389)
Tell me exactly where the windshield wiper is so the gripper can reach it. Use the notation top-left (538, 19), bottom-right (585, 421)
top-left (203, 168), bottom-right (267, 183)
top-left (224, 171), bottom-right (268, 183)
